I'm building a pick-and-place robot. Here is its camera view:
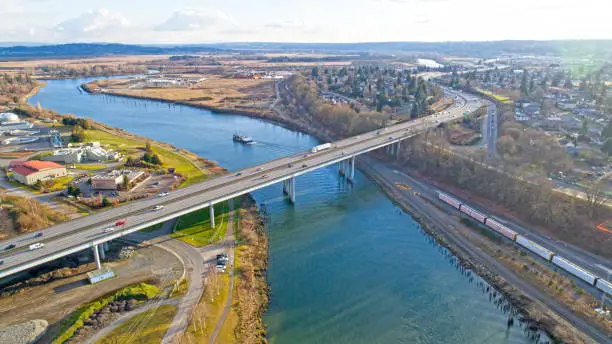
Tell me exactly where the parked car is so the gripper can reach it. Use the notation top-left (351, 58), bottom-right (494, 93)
top-left (5, 243), bottom-right (15, 250)
top-left (158, 192), bottom-right (169, 197)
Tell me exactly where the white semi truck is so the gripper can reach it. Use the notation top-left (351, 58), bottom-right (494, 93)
top-left (311, 143), bottom-right (331, 153)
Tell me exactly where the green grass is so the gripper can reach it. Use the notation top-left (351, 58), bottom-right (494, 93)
top-left (96, 305), bottom-right (177, 344)
top-left (151, 146), bottom-right (206, 186)
top-left (46, 175), bottom-right (74, 192)
top-left (171, 201), bottom-right (229, 246)
top-left (53, 283), bottom-right (159, 344)
top-left (82, 129), bottom-right (142, 149)
top-left (70, 164), bottom-right (107, 171)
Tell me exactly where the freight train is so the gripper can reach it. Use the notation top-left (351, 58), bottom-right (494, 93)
top-left (438, 191), bottom-right (612, 296)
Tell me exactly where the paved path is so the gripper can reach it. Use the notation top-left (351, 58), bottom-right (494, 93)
top-left (209, 200), bottom-right (235, 344)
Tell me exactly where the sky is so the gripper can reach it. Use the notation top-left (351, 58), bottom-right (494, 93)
top-left (0, 0), bottom-right (608, 44)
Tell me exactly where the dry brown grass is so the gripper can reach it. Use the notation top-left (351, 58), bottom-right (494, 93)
top-left (0, 55), bottom-right (172, 70)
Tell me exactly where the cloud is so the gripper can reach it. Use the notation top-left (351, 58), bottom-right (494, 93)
top-left (55, 8), bottom-right (130, 34)
top-left (265, 21), bottom-right (304, 29)
top-left (155, 9), bottom-right (230, 31)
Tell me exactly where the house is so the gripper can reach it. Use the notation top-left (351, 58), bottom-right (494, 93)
top-left (11, 160), bottom-right (67, 186)
top-left (515, 113), bottom-right (530, 122)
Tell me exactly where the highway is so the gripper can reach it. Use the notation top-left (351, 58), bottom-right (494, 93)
top-left (0, 89), bottom-right (481, 279)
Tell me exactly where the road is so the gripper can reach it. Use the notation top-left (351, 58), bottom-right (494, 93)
top-left (360, 156), bottom-right (610, 343)
top-left (0, 89), bottom-right (482, 279)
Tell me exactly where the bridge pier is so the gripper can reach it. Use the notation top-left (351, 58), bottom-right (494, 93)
top-left (209, 203), bottom-right (215, 228)
top-left (92, 244), bottom-right (102, 270)
top-left (395, 141), bottom-right (401, 160)
top-left (347, 157), bottom-right (355, 183)
top-left (99, 245), bottom-right (106, 260)
top-left (289, 177), bottom-right (296, 203)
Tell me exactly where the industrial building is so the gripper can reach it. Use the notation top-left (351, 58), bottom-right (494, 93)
top-left (0, 112), bottom-right (33, 131)
top-left (87, 266), bottom-right (114, 284)
top-left (91, 170), bottom-right (147, 190)
top-left (43, 143), bottom-right (121, 164)
top-left (10, 160), bottom-right (67, 186)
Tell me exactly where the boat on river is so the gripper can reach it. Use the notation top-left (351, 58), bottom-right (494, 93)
top-left (233, 133), bottom-right (255, 144)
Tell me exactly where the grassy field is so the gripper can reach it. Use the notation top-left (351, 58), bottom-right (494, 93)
top-left (97, 305), bottom-right (177, 344)
top-left (171, 201), bottom-right (229, 246)
top-left (150, 146), bottom-right (206, 186)
top-left (82, 129), bottom-right (142, 149)
top-left (70, 164), bottom-right (107, 171)
top-left (183, 273), bottom-right (231, 342)
top-left (46, 175), bottom-right (75, 192)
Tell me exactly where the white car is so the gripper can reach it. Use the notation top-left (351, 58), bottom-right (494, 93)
top-left (153, 205), bottom-right (165, 211)
top-left (103, 227), bottom-right (115, 233)
top-left (158, 192), bottom-right (169, 197)
top-left (29, 243), bottom-right (44, 250)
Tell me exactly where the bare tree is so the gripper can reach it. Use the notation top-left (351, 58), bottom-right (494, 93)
top-left (584, 178), bottom-right (609, 218)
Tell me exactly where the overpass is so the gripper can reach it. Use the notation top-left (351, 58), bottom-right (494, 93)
top-left (0, 89), bottom-right (482, 279)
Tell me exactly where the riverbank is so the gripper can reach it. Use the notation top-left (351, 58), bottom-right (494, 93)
top-left (71, 77), bottom-right (601, 341)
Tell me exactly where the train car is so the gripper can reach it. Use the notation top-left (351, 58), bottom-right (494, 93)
top-left (551, 256), bottom-right (598, 286)
top-left (459, 204), bottom-right (486, 223)
top-left (515, 236), bottom-right (554, 261)
top-left (596, 278), bottom-right (612, 296)
top-left (438, 192), bottom-right (461, 209)
top-left (484, 218), bottom-right (518, 241)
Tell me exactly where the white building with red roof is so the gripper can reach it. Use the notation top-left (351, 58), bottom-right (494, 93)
top-left (11, 160), bottom-right (67, 186)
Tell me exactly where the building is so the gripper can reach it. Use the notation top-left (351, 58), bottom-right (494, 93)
top-left (87, 267), bottom-right (115, 284)
top-left (91, 170), bottom-right (146, 190)
top-left (11, 160), bottom-right (67, 186)
top-left (42, 143), bottom-right (121, 164)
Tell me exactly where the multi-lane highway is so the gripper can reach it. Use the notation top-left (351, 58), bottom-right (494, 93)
top-left (0, 89), bottom-right (480, 279)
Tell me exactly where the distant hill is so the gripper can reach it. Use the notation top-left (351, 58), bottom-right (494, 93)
top-left (1, 41), bottom-right (612, 60)
top-left (0, 43), bottom-right (223, 60)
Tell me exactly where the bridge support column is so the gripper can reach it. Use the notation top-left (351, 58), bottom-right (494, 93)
top-left (289, 177), bottom-right (296, 204)
top-left (92, 244), bottom-right (102, 270)
top-left (395, 141), bottom-right (401, 160)
top-left (104, 242), bottom-right (110, 251)
top-left (282, 180), bottom-right (288, 194)
top-left (338, 161), bottom-right (345, 176)
top-left (347, 157), bottom-right (355, 183)
top-left (99, 245), bottom-right (106, 260)
top-left (209, 203), bottom-right (215, 228)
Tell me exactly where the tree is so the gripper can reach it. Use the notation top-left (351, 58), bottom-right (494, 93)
top-left (145, 140), bottom-right (152, 152)
top-left (602, 121), bottom-right (612, 139)
top-left (580, 119), bottom-right (588, 135)
top-left (584, 178), bottom-right (608, 218)
top-left (121, 175), bottom-right (129, 190)
top-left (102, 197), bottom-right (111, 207)
top-left (125, 156), bottom-right (134, 166)
top-left (520, 70), bottom-right (529, 95)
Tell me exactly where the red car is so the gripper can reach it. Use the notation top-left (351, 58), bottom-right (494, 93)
top-left (115, 219), bottom-right (127, 226)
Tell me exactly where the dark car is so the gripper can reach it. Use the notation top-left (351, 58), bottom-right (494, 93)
top-left (0, 260), bottom-right (3, 265)
top-left (235, 172), bottom-right (242, 176)
top-left (288, 164), bottom-right (293, 168)
top-left (6, 243), bottom-right (15, 250)
top-left (302, 164), bottom-right (308, 168)
top-left (35, 232), bottom-right (43, 238)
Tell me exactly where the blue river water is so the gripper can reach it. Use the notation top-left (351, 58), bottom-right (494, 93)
top-left (29, 77), bottom-right (548, 343)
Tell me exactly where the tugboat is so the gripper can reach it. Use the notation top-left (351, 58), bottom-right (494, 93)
top-left (233, 133), bottom-right (255, 144)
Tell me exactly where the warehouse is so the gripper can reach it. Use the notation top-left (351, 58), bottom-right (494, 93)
top-left (91, 170), bottom-right (146, 190)
top-left (11, 160), bottom-right (67, 186)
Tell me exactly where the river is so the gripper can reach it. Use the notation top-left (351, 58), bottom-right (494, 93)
top-left (29, 77), bottom-right (548, 343)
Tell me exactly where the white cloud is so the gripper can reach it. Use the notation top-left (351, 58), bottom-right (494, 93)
top-left (155, 9), bottom-right (230, 31)
top-left (55, 8), bottom-right (130, 34)
top-left (265, 21), bottom-right (304, 29)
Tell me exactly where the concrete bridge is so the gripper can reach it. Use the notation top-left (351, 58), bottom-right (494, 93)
top-left (0, 89), bottom-right (481, 280)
